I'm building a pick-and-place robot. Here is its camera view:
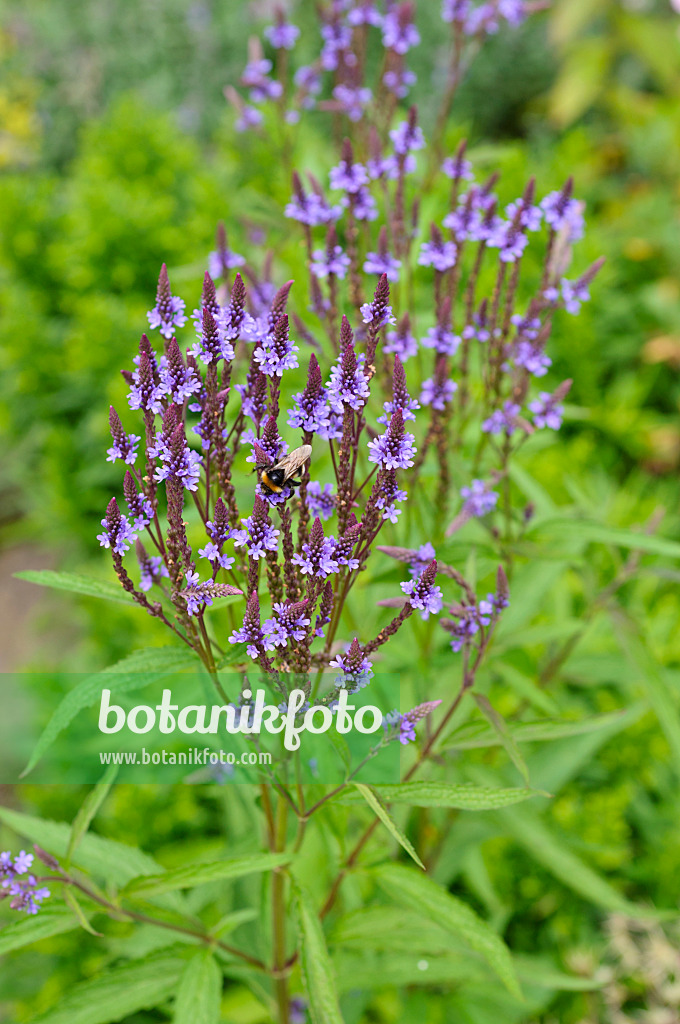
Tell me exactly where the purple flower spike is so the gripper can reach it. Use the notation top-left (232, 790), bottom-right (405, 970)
top-left (460, 479), bottom-right (498, 516)
top-left (378, 354), bottom-right (419, 425)
top-left (306, 481), bottom-right (336, 521)
top-left (97, 497), bottom-right (136, 556)
top-left (254, 314), bottom-right (299, 376)
top-left (330, 638), bottom-right (374, 692)
top-left (385, 314), bottom-right (418, 362)
top-left (183, 570), bottom-right (242, 616)
top-left (419, 225), bottom-right (458, 272)
top-left (421, 324), bottom-right (461, 357)
top-left (333, 519), bottom-right (361, 570)
top-left (286, 172), bottom-right (342, 225)
top-left (208, 224), bottom-right (245, 279)
top-left (264, 12), bottom-right (300, 50)
top-left (228, 591), bottom-right (268, 658)
top-left (364, 225), bottom-right (402, 282)
top-left (233, 494), bottom-right (280, 560)
top-left (292, 517), bottom-right (339, 578)
top-left (382, 2), bottom-right (420, 53)
top-left (123, 471), bottom-right (153, 530)
top-left (482, 400), bottom-right (520, 436)
top-left (540, 179), bottom-right (584, 243)
top-left (107, 407), bottom-right (141, 465)
top-left (390, 115), bottom-right (425, 157)
top-left (408, 542), bottom-right (437, 577)
top-left (332, 84), bottom-right (373, 122)
top-left (136, 541), bottom-right (169, 592)
top-left (1, 849), bottom-right (51, 915)
top-left (420, 376), bottom-right (457, 411)
top-left (147, 264), bottom-right (187, 339)
top-left (329, 141), bottom-right (370, 194)
top-left (401, 559), bottom-right (443, 620)
top-left (311, 242), bottom-right (350, 280)
top-left (128, 338), bottom-right (166, 414)
top-left (348, 2), bottom-right (384, 27)
top-left (263, 599), bottom-right (311, 647)
top-left (289, 353), bottom-right (332, 435)
top-left (397, 700), bottom-right (442, 745)
top-left (360, 273), bottom-right (396, 328)
top-left (327, 327), bottom-right (370, 412)
top-left (368, 407), bottom-right (417, 470)
top-left (529, 390), bottom-right (565, 430)
top-left (161, 337), bottom-right (201, 404)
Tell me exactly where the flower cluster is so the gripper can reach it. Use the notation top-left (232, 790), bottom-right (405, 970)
top-left (1, 850), bottom-right (50, 915)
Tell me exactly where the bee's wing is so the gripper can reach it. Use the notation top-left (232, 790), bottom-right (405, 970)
top-left (274, 444), bottom-right (312, 480)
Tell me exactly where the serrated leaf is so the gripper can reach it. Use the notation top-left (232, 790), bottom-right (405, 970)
top-left (295, 884), bottom-right (344, 1024)
top-left (0, 806), bottom-right (166, 888)
top-left (472, 694), bottom-right (529, 786)
top-left (123, 853), bottom-right (290, 900)
top-left (0, 908), bottom-right (78, 955)
top-left (374, 863), bottom-right (521, 998)
top-left (14, 570), bottom-right (133, 605)
top-left (354, 784), bottom-right (424, 869)
top-left (331, 907), bottom-right (455, 955)
top-left (21, 646), bottom-right (200, 776)
top-left (66, 764), bottom-right (118, 866)
top-left (340, 782), bottom-right (540, 810)
top-left (172, 951), bottom-right (222, 1024)
top-left (28, 953), bottom-right (184, 1024)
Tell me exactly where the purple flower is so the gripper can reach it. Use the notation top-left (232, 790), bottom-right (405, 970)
top-left (418, 235), bottom-right (458, 272)
top-left (421, 325), bottom-right (461, 357)
top-left (385, 316), bottom-right (418, 361)
top-left (420, 377), bottom-right (457, 411)
top-left (147, 265), bottom-right (187, 339)
top-left (348, 2), bottom-right (383, 26)
top-left (390, 119), bottom-right (425, 156)
top-left (352, 186), bottom-right (379, 222)
top-left (460, 479), bottom-right (498, 516)
top-left (331, 638), bottom-right (374, 692)
top-left (401, 560), bottom-right (443, 619)
top-left (263, 600), bottom-right (311, 647)
top-left (254, 314), bottom-right (299, 376)
top-left (1, 850), bottom-right (50, 915)
top-left (128, 341), bottom-right (166, 415)
top-left (107, 407), bottom-right (140, 465)
top-left (320, 21), bottom-right (353, 70)
top-left (540, 185), bottom-right (584, 243)
top-left (329, 156), bottom-right (369, 195)
top-left (208, 227), bottom-right (245, 278)
top-left (152, 423), bottom-right (202, 491)
top-left (233, 494), bottom-right (280, 560)
top-left (482, 400), bottom-right (520, 436)
top-left (294, 65), bottom-right (322, 103)
top-left (529, 391), bottom-right (564, 430)
top-left (97, 498), bottom-right (136, 555)
top-left (229, 592), bottom-right (267, 659)
top-left (383, 67), bottom-right (417, 98)
top-left (515, 340), bottom-right (551, 377)
top-left (368, 408), bottom-right (417, 470)
top-left (285, 177), bottom-right (342, 225)
top-left (409, 542), bottom-right (436, 577)
top-left (333, 84), bottom-right (373, 122)
top-left (327, 340), bottom-right (370, 413)
top-left (264, 20), bottom-right (300, 49)
top-left (236, 106), bottom-right (264, 132)
top-left (378, 354), bottom-right (419, 424)
top-left (363, 250), bottom-right (401, 282)
top-left (242, 59), bottom-right (283, 102)
top-left (160, 338), bottom-right (201, 404)
top-left (311, 245), bottom-right (350, 279)
top-left (382, 6), bottom-right (420, 53)
top-left (293, 517), bottom-right (339, 578)
top-left (138, 552), bottom-right (169, 592)
top-left (306, 481), bottom-right (336, 521)
top-left (441, 152), bottom-right (474, 180)
top-left (289, 354), bottom-right (333, 435)
top-left (360, 277), bottom-right (397, 328)
top-left (124, 472), bottom-right (153, 530)
top-left (561, 277), bottom-right (590, 315)
top-left (396, 700), bottom-right (442, 744)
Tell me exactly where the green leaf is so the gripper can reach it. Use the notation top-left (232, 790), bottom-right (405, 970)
top-left (374, 863), bottom-right (521, 998)
top-left (447, 707), bottom-right (642, 751)
top-left (354, 784), bottom-right (424, 869)
top-left (66, 764), bottom-right (119, 866)
top-left (63, 888), bottom-right (103, 938)
top-left (295, 884), bottom-right (344, 1024)
top-left (340, 782), bottom-right (541, 810)
top-left (472, 694), bottom-right (530, 786)
top-left (123, 853), bottom-right (290, 900)
top-left (0, 908), bottom-right (78, 955)
top-left (495, 806), bottom-right (666, 919)
top-left (14, 570), bottom-right (133, 605)
top-left (21, 646), bottom-right (200, 776)
top-left (0, 806), bottom-right (167, 888)
top-left (28, 953), bottom-right (184, 1024)
top-left (172, 951), bottom-right (222, 1024)
top-left (530, 518), bottom-right (680, 561)
top-left (331, 907), bottom-right (455, 955)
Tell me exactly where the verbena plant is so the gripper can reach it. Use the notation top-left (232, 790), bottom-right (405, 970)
top-left (5, 3), bottom-right (678, 1023)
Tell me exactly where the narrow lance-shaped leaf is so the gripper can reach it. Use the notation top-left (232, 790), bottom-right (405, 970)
top-left (66, 763), bottom-right (119, 866)
top-left (0, 908), bottom-right (78, 956)
top-left (122, 852), bottom-right (291, 900)
top-left (295, 882), bottom-right (344, 1024)
top-left (354, 783), bottom-right (424, 869)
top-left (374, 862), bottom-right (522, 998)
top-left (339, 782), bottom-right (543, 810)
top-left (472, 693), bottom-right (530, 786)
top-left (14, 570), bottom-right (134, 605)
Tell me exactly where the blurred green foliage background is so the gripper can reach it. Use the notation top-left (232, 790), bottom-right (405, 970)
top-left (0, 1), bottom-right (679, 1021)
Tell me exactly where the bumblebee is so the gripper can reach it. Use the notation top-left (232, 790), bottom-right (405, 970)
top-left (258, 444), bottom-right (312, 496)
